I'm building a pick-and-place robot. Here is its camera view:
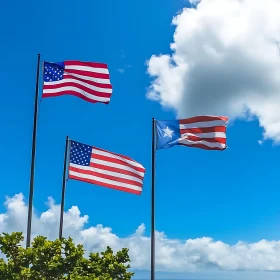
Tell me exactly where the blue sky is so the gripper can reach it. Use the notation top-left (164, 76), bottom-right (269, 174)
top-left (2, 0), bottom-right (280, 278)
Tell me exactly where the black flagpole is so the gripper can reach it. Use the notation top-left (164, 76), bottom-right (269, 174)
top-left (26, 53), bottom-right (41, 248)
top-left (151, 118), bottom-right (156, 280)
top-left (59, 136), bottom-right (70, 240)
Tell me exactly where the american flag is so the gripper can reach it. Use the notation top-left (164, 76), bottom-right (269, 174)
top-left (42, 60), bottom-right (112, 104)
top-left (68, 140), bottom-right (145, 195)
top-left (156, 115), bottom-right (228, 150)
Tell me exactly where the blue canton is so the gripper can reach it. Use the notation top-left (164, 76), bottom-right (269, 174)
top-left (156, 120), bottom-right (181, 150)
top-left (44, 61), bottom-right (65, 82)
top-left (70, 141), bottom-right (92, 166)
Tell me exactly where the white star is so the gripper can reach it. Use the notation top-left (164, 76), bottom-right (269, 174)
top-left (162, 126), bottom-right (174, 138)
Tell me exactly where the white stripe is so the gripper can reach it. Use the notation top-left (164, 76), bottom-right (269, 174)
top-left (64, 71), bottom-right (111, 84)
top-left (179, 120), bottom-right (227, 129)
top-left (69, 163), bottom-right (143, 184)
top-left (66, 65), bottom-right (109, 75)
top-left (69, 170), bottom-right (142, 192)
top-left (43, 86), bottom-right (110, 102)
top-left (44, 79), bottom-right (112, 93)
top-left (90, 158), bottom-right (145, 177)
top-left (179, 139), bottom-right (226, 149)
top-left (92, 148), bottom-right (145, 170)
top-left (181, 132), bottom-right (226, 138)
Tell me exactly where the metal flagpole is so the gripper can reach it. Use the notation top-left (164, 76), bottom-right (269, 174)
top-left (59, 136), bottom-right (70, 240)
top-left (151, 118), bottom-right (156, 280)
top-left (26, 53), bottom-right (41, 248)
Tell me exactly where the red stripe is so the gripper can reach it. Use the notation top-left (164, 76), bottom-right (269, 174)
top-left (69, 166), bottom-right (142, 187)
top-left (42, 91), bottom-right (110, 104)
top-left (65, 60), bottom-right (109, 69)
top-left (63, 74), bottom-right (112, 89)
top-left (43, 82), bottom-right (112, 98)
top-left (91, 153), bottom-right (145, 173)
top-left (65, 68), bottom-right (110, 80)
top-left (69, 174), bottom-right (141, 195)
top-left (92, 146), bottom-right (141, 163)
top-left (184, 135), bottom-right (227, 144)
top-left (180, 126), bottom-right (226, 134)
top-left (180, 116), bottom-right (228, 124)
top-left (178, 143), bottom-right (226, 150)
top-left (89, 163), bottom-right (144, 181)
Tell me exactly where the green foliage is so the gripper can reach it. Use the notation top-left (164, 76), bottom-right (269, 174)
top-left (0, 232), bottom-right (134, 280)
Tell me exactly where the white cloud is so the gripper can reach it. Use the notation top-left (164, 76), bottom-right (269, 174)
top-left (1, 193), bottom-right (280, 273)
top-left (147, 0), bottom-right (280, 143)
top-left (189, 0), bottom-right (201, 5)
top-left (117, 68), bottom-right (126, 73)
top-left (117, 64), bottom-right (132, 74)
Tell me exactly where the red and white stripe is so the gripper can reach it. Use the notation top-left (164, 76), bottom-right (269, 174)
top-left (43, 61), bottom-right (112, 104)
top-left (179, 115), bottom-right (228, 150)
top-left (69, 147), bottom-right (145, 195)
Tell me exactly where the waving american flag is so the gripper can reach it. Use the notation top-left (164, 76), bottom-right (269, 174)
top-left (68, 140), bottom-right (145, 195)
top-left (42, 60), bottom-right (112, 104)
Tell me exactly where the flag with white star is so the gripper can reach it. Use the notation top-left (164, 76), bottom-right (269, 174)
top-left (156, 116), bottom-right (228, 150)
top-left (42, 60), bottom-right (112, 104)
top-left (69, 140), bottom-right (145, 195)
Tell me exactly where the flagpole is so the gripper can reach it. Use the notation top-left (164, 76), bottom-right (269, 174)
top-left (26, 53), bottom-right (41, 248)
top-left (59, 136), bottom-right (70, 240)
top-left (151, 118), bottom-right (156, 280)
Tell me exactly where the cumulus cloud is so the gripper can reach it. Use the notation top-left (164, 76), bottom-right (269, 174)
top-left (189, 0), bottom-right (201, 5)
top-left (147, 0), bottom-right (280, 142)
top-left (1, 193), bottom-right (280, 273)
